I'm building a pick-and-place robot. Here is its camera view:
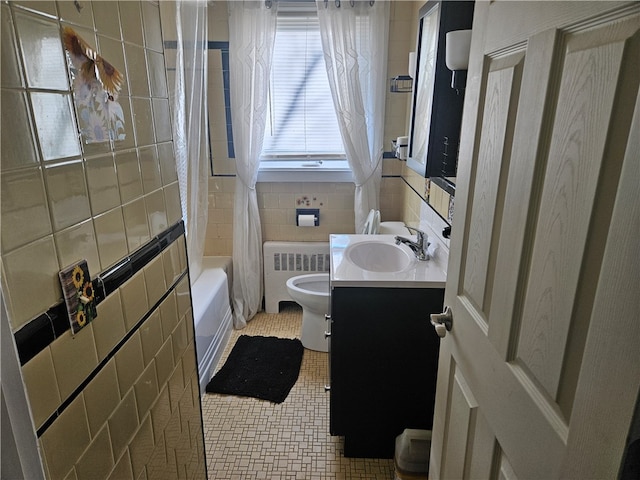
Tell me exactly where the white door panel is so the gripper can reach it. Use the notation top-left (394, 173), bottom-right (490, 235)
top-left (431, 2), bottom-right (640, 478)
top-left (561, 86), bottom-right (640, 478)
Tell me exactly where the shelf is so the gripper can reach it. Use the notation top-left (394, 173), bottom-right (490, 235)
top-left (390, 75), bottom-right (412, 93)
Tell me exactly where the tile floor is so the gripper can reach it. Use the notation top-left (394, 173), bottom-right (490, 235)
top-left (201, 303), bottom-right (396, 479)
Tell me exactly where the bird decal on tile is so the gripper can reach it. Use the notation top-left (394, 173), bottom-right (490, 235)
top-left (63, 26), bottom-right (123, 95)
top-left (62, 26), bottom-right (126, 143)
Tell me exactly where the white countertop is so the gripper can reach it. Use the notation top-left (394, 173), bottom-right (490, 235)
top-left (330, 234), bottom-right (447, 288)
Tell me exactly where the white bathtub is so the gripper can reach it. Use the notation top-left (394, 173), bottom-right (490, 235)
top-left (191, 256), bottom-right (233, 394)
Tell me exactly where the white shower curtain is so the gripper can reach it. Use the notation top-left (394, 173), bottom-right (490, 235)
top-left (228, 1), bottom-right (279, 329)
top-left (317, 0), bottom-right (389, 233)
top-left (173, 0), bottom-right (209, 283)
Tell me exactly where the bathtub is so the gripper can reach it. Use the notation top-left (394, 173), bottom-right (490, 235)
top-left (191, 256), bottom-right (233, 394)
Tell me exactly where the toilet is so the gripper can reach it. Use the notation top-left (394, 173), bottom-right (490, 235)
top-left (363, 209), bottom-right (409, 236)
top-left (379, 221), bottom-right (409, 235)
top-left (284, 220), bottom-right (407, 353)
top-left (286, 273), bottom-right (330, 352)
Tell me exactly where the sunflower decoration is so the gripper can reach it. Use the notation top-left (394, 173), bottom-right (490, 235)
top-left (59, 260), bottom-right (98, 334)
top-left (76, 309), bottom-right (87, 328)
top-left (82, 281), bottom-right (95, 303)
top-left (78, 279), bottom-right (98, 330)
top-left (72, 265), bottom-right (84, 289)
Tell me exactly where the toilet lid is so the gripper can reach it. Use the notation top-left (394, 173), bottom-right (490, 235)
top-left (371, 210), bottom-right (380, 235)
top-left (362, 209), bottom-right (376, 234)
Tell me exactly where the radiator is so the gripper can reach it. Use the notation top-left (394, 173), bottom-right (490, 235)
top-left (263, 241), bottom-right (330, 313)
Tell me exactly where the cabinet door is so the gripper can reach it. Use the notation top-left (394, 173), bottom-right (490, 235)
top-left (330, 287), bottom-right (444, 458)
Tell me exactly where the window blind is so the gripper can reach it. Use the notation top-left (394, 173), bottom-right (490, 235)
top-left (261, 9), bottom-right (345, 160)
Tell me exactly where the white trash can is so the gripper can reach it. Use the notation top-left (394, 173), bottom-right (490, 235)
top-left (394, 429), bottom-right (431, 480)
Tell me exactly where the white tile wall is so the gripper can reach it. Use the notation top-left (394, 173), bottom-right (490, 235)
top-left (31, 93), bottom-right (82, 161)
top-left (0, 89), bottom-right (38, 170)
top-left (1, 167), bottom-right (52, 253)
top-left (14, 10), bottom-right (68, 90)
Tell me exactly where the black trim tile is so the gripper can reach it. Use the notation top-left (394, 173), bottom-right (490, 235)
top-left (14, 314), bottom-right (54, 365)
top-left (49, 303), bottom-right (69, 338)
top-left (157, 230), bottom-right (171, 250)
top-left (15, 221), bottom-right (185, 366)
top-left (36, 412), bottom-right (57, 438)
top-left (92, 277), bottom-right (105, 304)
top-left (130, 239), bottom-right (161, 272)
top-left (100, 259), bottom-right (133, 298)
top-left (431, 176), bottom-right (456, 196)
top-left (168, 221), bottom-right (185, 245)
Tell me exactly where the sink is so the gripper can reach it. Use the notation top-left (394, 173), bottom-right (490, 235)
top-left (344, 240), bottom-right (414, 273)
top-left (330, 234), bottom-right (447, 288)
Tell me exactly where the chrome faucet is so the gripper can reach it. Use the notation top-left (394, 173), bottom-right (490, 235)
top-left (395, 226), bottom-right (430, 261)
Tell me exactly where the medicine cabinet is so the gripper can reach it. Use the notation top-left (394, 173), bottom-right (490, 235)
top-left (407, 1), bottom-right (474, 181)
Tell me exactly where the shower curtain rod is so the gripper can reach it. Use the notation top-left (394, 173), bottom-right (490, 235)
top-left (265, 0), bottom-right (375, 8)
top-left (323, 0), bottom-right (376, 7)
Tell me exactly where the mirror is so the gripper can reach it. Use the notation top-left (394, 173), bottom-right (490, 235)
top-left (407, 2), bottom-right (440, 178)
top-left (407, 1), bottom-right (474, 183)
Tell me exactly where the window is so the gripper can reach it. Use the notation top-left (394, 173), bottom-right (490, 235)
top-left (261, 5), bottom-right (346, 164)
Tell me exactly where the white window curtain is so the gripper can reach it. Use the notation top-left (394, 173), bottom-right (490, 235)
top-left (173, 0), bottom-right (209, 284)
top-left (228, 1), bottom-right (279, 329)
top-left (316, 0), bottom-right (389, 233)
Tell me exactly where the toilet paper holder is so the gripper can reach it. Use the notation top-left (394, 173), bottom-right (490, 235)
top-left (296, 208), bottom-right (319, 227)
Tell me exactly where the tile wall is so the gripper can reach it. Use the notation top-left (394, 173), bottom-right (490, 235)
top-left (1, 1), bottom-right (206, 478)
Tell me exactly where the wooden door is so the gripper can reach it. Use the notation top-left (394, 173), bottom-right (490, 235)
top-left (431, 1), bottom-right (640, 478)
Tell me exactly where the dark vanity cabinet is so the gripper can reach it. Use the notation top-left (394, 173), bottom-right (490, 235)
top-left (407, 0), bottom-right (475, 179)
top-left (328, 286), bottom-right (445, 458)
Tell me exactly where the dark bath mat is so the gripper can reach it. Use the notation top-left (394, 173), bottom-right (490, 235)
top-left (205, 335), bottom-right (304, 404)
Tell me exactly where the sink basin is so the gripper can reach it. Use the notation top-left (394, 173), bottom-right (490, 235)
top-left (330, 234), bottom-right (447, 288)
top-left (344, 241), bottom-right (414, 273)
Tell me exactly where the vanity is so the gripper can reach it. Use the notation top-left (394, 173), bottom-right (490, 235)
top-left (328, 234), bottom-right (446, 458)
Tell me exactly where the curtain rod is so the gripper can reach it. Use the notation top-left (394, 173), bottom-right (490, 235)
top-left (323, 0), bottom-right (375, 7)
top-left (265, 0), bottom-right (375, 8)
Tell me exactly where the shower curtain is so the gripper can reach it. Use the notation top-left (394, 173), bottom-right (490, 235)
top-left (173, 0), bottom-right (209, 283)
top-left (317, 0), bottom-right (389, 234)
top-left (228, 1), bottom-right (279, 329)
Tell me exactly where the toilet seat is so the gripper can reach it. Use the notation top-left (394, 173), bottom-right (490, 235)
top-left (287, 274), bottom-right (329, 296)
top-left (362, 209), bottom-right (381, 234)
top-left (362, 209), bottom-right (375, 234)
top-left (371, 210), bottom-right (380, 234)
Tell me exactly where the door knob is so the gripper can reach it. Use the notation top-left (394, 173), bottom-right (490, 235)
top-left (434, 323), bottom-right (448, 338)
top-left (431, 306), bottom-right (453, 338)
